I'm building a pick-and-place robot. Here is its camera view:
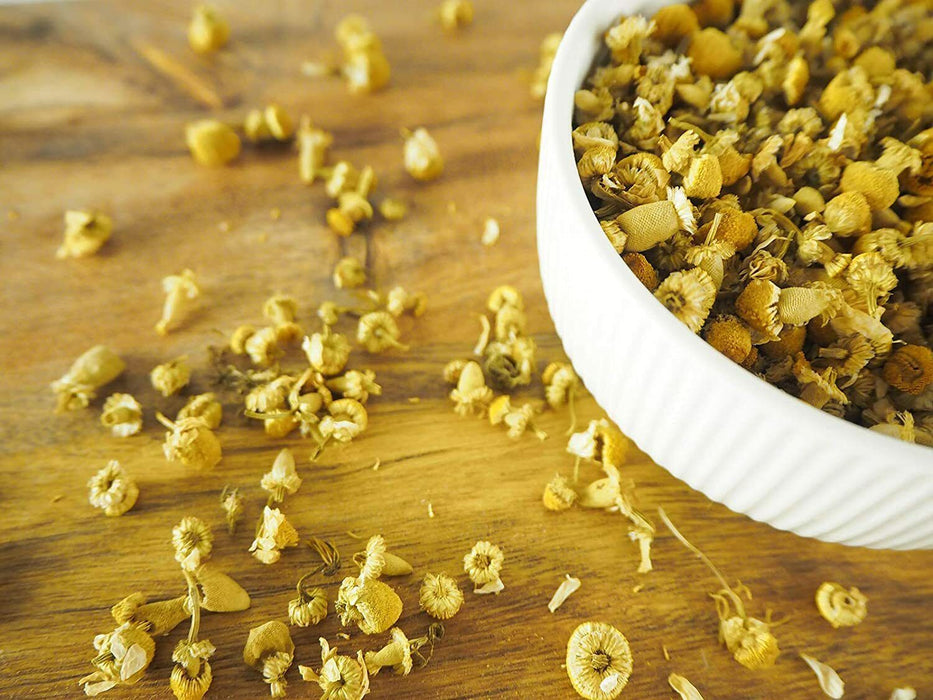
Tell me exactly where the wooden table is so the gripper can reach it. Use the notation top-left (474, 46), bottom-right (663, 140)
top-left (1, 1), bottom-right (930, 697)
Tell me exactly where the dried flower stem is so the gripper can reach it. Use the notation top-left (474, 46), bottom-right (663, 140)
top-left (658, 507), bottom-right (744, 618)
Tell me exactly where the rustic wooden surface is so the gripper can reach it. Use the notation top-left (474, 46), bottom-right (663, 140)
top-left (0, 1), bottom-right (931, 698)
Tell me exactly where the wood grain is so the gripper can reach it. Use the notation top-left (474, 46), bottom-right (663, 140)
top-left (0, 1), bottom-right (931, 698)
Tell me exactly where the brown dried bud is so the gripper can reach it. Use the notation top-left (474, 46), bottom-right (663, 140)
top-left (622, 252), bottom-right (658, 290)
top-left (883, 345), bottom-right (933, 395)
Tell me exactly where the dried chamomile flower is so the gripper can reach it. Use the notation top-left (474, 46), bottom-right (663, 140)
top-left (783, 55), bottom-right (809, 106)
top-left (883, 345), bottom-right (933, 396)
top-left (817, 335), bottom-right (874, 378)
top-left (403, 127), bottom-right (443, 181)
top-left (487, 284), bottom-right (524, 312)
top-left (79, 622), bottom-right (155, 696)
top-left (157, 413), bottom-right (222, 470)
top-left (846, 252), bottom-right (897, 315)
top-left (297, 117), bottom-right (334, 185)
top-left (489, 396), bottom-right (548, 440)
top-left (289, 576), bottom-right (328, 627)
top-left (151, 357), bottom-right (191, 397)
top-left (57, 210), bottom-right (112, 259)
top-left (326, 161), bottom-right (360, 200)
top-left (357, 311), bottom-right (408, 353)
top-left (876, 138), bottom-right (923, 176)
top-left (88, 460), bottom-right (138, 517)
top-left (363, 627), bottom-right (416, 676)
top-left (543, 362), bottom-right (580, 423)
top-left (250, 506), bottom-right (300, 564)
top-left (622, 252), bottom-right (658, 290)
top-left (565, 621), bottom-right (632, 700)
top-left (111, 593), bottom-right (189, 638)
top-left (177, 393), bottom-right (222, 429)
top-left (385, 286), bottom-right (427, 318)
top-left (262, 294), bottom-right (298, 326)
top-left (463, 540), bottom-right (504, 594)
top-left (170, 640), bottom-right (215, 700)
top-left (326, 369), bottom-right (381, 403)
top-left (319, 398), bottom-right (368, 444)
top-left (604, 15), bottom-right (651, 64)
top-left (261, 448), bottom-right (302, 503)
top-left (800, 653), bottom-right (845, 699)
top-left (244, 104), bottom-right (294, 143)
top-left (378, 197), bottom-right (408, 220)
top-left (439, 0), bottom-right (473, 31)
top-left (479, 216), bottom-right (501, 246)
top-left (354, 535), bottom-right (413, 579)
top-left (669, 673), bottom-right (704, 700)
top-left (869, 411), bottom-right (917, 444)
top-left (188, 5), bottom-right (228, 54)
top-left (100, 393), bottom-right (143, 437)
top-left (548, 574), bottom-right (581, 613)
top-left (704, 316), bottom-right (752, 364)
top-left (303, 328), bottom-right (352, 375)
top-left (333, 256), bottom-right (367, 290)
top-left (815, 582), bottom-right (867, 628)
top-left (52, 345), bottom-right (125, 413)
top-left (246, 376), bottom-right (294, 413)
top-left (684, 154), bottom-right (723, 199)
top-left (335, 575), bottom-right (404, 634)
top-left (661, 131), bottom-right (700, 175)
top-left (450, 360), bottom-right (493, 416)
top-left (243, 621), bottom-right (294, 698)
top-left (230, 325), bottom-right (256, 354)
top-left (172, 516), bottom-right (213, 571)
top-left (655, 268), bottom-right (717, 333)
top-left (688, 28), bottom-right (742, 80)
top-left (156, 269), bottom-right (200, 335)
top-left (793, 354), bottom-right (848, 409)
top-left (840, 162), bottom-right (900, 212)
top-left (824, 192), bottom-right (871, 237)
top-left (220, 486), bottom-right (244, 534)
top-left (419, 573), bottom-right (463, 620)
top-left (659, 508), bottom-right (779, 670)
top-left (299, 638), bottom-right (370, 700)
top-left (651, 4), bottom-right (698, 46)
top-left (543, 474), bottom-right (577, 511)
top-left (611, 201), bottom-right (677, 254)
top-left (328, 191), bottom-right (374, 236)
top-left (336, 15), bottom-right (391, 94)
top-left (483, 338), bottom-right (532, 388)
top-left (186, 120), bottom-right (240, 167)
top-left (567, 419), bottom-right (630, 477)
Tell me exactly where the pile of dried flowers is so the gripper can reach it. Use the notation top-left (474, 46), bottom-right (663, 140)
top-left (45, 3), bottom-right (924, 698)
top-left (573, 0), bottom-right (933, 445)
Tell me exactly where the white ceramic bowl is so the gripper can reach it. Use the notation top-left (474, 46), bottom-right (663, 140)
top-left (536, 0), bottom-right (933, 550)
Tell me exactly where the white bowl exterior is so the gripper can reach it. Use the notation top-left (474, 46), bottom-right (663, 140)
top-left (537, 0), bottom-right (933, 550)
